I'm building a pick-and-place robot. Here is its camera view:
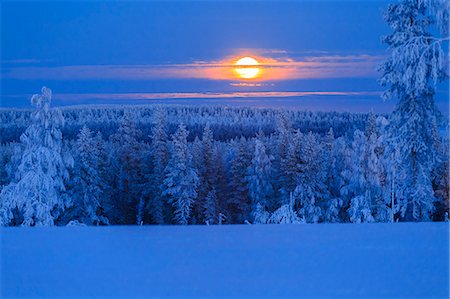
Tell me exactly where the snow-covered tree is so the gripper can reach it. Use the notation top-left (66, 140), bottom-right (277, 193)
top-left (347, 192), bottom-right (375, 223)
top-left (431, 127), bottom-right (449, 220)
top-left (204, 188), bottom-right (218, 224)
top-left (163, 124), bottom-right (199, 225)
top-left (68, 126), bottom-right (108, 225)
top-left (379, 0), bottom-right (448, 221)
top-left (323, 197), bottom-right (344, 223)
top-left (273, 111), bottom-right (292, 201)
top-left (252, 203), bottom-right (270, 224)
top-left (143, 108), bottom-right (169, 224)
top-left (295, 186), bottom-right (322, 223)
top-left (0, 144), bottom-right (14, 188)
top-left (210, 145), bottom-right (228, 220)
top-left (109, 113), bottom-right (147, 224)
top-left (366, 132), bottom-right (390, 222)
top-left (196, 124), bottom-right (215, 223)
top-left (228, 137), bottom-right (251, 223)
top-left (0, 87), bottom-right (72, 226)
top-left (268, 193), bottom-right (302, 224)
top-left (341, 130), bottom-right (380, 223)
top-left (294, 132), bottom-right (325, 223)
top-left (247, 136), bottom-right (274, 221)
top-left (321, 128), bottom-right (343, 223)
top-left (279, 129), bottom-right (303, 202)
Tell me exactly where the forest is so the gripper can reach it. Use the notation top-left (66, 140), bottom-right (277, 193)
top-left (0, 90), bottom-right (448, 226)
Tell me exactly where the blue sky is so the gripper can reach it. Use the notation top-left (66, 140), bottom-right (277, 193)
top-left (1, 0), bottom-right (448, 113)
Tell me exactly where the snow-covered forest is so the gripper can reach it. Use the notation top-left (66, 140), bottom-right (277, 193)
top-left (0, 90), bottom-right (448, 226)
top-left (0, 0), bottom-right (449, 226)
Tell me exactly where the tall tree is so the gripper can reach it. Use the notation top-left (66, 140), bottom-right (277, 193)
top-left (295, 132), bottom-right (326, 223)
top-left (144, 108), bottom-right (169, 224)
top-left (204, 188), bottom-right (218, 224)
top-left (0, 87), bottom-right (72, 226)
top-left (69, 126), bottom-right (108, 225)
top-left (379, 0), bottom-right (448, 221)
top-left (110, 113), bottom-right (147, 224)
top-left (163, 124), bottom-right (199, 225)
top-left (228, 137), bottom-right (251, 223)
top-left (279, 129), bottom-right (303, 203)
top-left (247, 135), bottom-right (274, 221)
top-left (342, 130), bottom-right (381, 223)
top-left (322, 130), bottom-right (346, 223)
top-left (273, 111), bottom-right (292, 202)
top-left (195, 124), bottom-right (215, 223)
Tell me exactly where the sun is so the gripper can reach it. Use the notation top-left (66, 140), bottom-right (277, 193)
top-left (234, 57), bottom-right (261, 79)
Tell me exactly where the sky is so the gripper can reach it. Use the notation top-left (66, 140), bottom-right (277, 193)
top-left (1, 0), bottom-right (448, 113)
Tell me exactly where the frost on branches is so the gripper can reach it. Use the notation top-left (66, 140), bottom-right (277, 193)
top-left (163, 124), bottom-right (199, 225)
top-left (0, 87), bottom-right (72, 226)
top-left (68, 126), bottom-right (109, 225)
top-left (247, 136), bottom-right (274, 223)
top-left (268, 193), bottom-right (303, 224)
top-left (379, 0), bottom-right (448, 221)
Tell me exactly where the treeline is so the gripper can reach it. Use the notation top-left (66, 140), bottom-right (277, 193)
top-left (0, 88), bottom-right (448, 226)
top-left (0, 104), bottom-right (368, 143)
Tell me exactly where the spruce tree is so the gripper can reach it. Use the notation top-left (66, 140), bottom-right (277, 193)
top-left (228, 137), bottom-right (251, 222)
top-left (69, 126), bottom-right (109, 225)
top-left (163, 124), bottom-right (199, 225)
top-left (110, 113), bottom-right (147, 224)
top-left (379, 0), bottom-right (448, 221)
top-left (144, 108), bottom-right (169, 224)
top-left (0, 87), bottom-right (72, 226)
top-left (247, 136), bottom-right (274, 221)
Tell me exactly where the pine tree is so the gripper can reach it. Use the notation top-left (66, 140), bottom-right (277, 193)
top-left (0, 144), bottom-right (13, 188)
top-left (94, 131), bottom-right (115, 223)
top-left (109, 113), bottom-right (147, 224)
top-left (204, 188), bottom-right (218, 224)
top-left (163, 124), bottom-right (199, 225)
top-left (273, 111), bottom-right (292, 203)
top-left (279, 129), bottom-right (303, 203)
top-left (341, 130), bottom-right (379, 223)
top-left (252, 203), bottom-right (270, 224)
top-left (69, 126), bottom-right (109, 225)
top-left (247, 136), bottom-right (274, 221)
top-left (328, 137), bottom-right (350, 222)
top-left (0, 87), bottom-right (72, 226)
top-left (322, 128), bottom-right (345, 223)
top-left (431, 128), bottom-right (449, 220)
top-left (197, 124), bottom-right (215, 223)
top-left (379, 0), bottom-right (448, 221)
top-left (366, 132), bottom-right (389, 222)
top-left (295, 186), bottom-right (322, 223)
top-left (228, 137), bottom-right (251, 223)
top-left (144, 108), bottom-right (169, 224)
top-left (294, 132), bottom-right (325, 223)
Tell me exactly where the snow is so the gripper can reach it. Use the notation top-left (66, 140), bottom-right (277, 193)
top-left (1, 223), bottom-right (448, 298)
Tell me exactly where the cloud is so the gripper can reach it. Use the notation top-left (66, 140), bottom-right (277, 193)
top-left (229, 83), bottom-right (274, 87)
top-left (1, 53), bottom-right (385, 82)
top-left (33, 91), bottom-right (380, 102)
top-left (1, 58), bottom-right (50, 65)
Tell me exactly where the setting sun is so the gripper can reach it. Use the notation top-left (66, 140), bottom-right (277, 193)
top-left (234, 56), bottom-right (261, 79)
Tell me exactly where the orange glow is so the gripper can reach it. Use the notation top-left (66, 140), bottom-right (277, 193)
top-left (3, 55), bottom-right (381, 82)
top-left (234, 57), bottom-right (261, 79)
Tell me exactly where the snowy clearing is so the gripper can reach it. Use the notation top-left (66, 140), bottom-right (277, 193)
top-left (1, 223), bottom-right (449, 298)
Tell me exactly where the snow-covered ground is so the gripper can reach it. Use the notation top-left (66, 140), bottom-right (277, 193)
top-left (1, 223), bottom-right (448, 298)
